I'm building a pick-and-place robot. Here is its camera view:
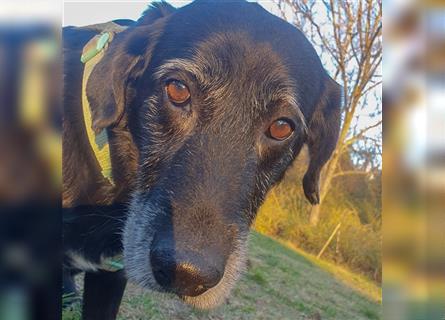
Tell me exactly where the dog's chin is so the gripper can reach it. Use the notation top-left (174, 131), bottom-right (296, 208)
top-left (123, 195), bottom-right (249, 309)
top-left (123, 225), bottom-right (248, 309)
top-left (124, 240), bottom-right (247, 310)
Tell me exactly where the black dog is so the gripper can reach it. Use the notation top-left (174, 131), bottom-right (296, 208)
top-left (63, 1), bottom-right (341, 319)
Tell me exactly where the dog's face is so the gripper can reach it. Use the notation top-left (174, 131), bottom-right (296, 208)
top-left (87, 0), bottom-right (341, 309)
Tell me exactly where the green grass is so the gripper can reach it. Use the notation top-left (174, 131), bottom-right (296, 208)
top-left (63, 231), bottom-right (381, 319)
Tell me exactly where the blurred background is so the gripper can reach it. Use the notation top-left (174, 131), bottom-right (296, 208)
top-left (0, 0), bottom-right (61, 319)
top-left (383, 0), bottom-right (445, 319)
top-left (0, 0), bottom-right (443, 319)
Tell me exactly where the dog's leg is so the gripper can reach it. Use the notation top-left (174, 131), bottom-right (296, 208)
top-left (82, 270), bottom-right (127, 320)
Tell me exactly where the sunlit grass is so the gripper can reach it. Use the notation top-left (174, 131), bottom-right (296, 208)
top-left (274, 236), bottom-right (382, 303)
top-left (63, 231), bottom-right (381, 320)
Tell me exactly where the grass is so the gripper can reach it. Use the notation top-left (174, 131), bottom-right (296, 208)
top-left (63, 231), bottom-right (381, 319)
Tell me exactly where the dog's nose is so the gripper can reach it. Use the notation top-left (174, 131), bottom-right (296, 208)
top-left (150, 248), bottom-right (222, 297)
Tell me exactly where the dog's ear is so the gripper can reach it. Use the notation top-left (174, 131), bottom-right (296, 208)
top-left (303, 76), bottom-right (342, 205)
top-left (137, 1), bottom-right (176, 25)
top-left (86, 39), bottom-right (143, 132)
top-left (86, 4), bottom-right (175, 132)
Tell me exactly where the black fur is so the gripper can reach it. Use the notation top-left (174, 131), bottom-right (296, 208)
top-left (63, 1), bottom-right (341, 317)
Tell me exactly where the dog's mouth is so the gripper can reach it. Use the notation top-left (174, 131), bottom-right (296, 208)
top-left (124, 237), bottom-right (247, 309)
top-left (123, 206), bottom-right (247, 309)
top-left (122, 195), bottom-right (249, 309)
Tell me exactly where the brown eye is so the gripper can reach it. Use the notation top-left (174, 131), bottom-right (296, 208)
top-left (166, 80), bottom-right (190, 105)
top-left (268, 119), bottom-right (294, 141)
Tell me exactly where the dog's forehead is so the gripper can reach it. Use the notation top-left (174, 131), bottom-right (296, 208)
top-left (154, 31), bottom-right (299, 111)
top-left (152, 0), bottom-right (327, 116)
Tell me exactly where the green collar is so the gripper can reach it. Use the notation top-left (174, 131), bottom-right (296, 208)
top-left (101, 254), bottom-right (124, 272)
top-left (81, 32), bottom-right (114, 185)
top-left (81, 32), bottom-right (111, 64)
top-left (79, 25), bottom-right (128, 272)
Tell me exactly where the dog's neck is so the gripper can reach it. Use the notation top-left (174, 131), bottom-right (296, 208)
top-left (63, 121), bottom-right (138, 208)
top-left (63, 27), bottom-right (139, 208)
top-left (63, 74), bottom-right (138, 208)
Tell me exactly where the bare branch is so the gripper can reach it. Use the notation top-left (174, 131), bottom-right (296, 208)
top-left (274, 0), bottom-right (382, 225)
top-left (343, 119), bottom-right (382, 148)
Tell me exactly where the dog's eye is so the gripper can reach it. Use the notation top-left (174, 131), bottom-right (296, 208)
top-left (165, 80), bottom-right (190, 105)
top-left (268, 118), bottom-right (294, 141)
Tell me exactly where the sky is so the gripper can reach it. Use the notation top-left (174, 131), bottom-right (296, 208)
top-left (63, 1), bottom-right (280, 27)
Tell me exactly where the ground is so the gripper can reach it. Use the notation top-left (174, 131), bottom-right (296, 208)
top-left (63, 232), bottom-right (381, 320)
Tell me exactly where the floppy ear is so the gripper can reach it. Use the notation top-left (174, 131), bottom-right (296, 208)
top-left (86, 39), bottom-right (143, 132)
top-left (86, 3), bottom-right (175, 132)
top-left (303, 76), bottom-right (342, 205)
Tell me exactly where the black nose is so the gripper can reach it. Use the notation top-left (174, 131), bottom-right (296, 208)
top-left (150, 248), bottom-right (222, 297)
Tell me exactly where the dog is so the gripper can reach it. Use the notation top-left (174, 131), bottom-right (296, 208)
top-left (63, 1), bottom-right (341, 319)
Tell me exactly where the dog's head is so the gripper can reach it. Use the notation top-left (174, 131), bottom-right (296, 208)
top-left (86, 0), bottom-right (341, 309)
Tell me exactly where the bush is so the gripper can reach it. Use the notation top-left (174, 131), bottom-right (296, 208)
top-left (253, 157), bottom-right (382, 283)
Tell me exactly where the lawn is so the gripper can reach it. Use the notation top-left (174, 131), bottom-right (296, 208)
top-left (63, 232), bottom-right (381, 319)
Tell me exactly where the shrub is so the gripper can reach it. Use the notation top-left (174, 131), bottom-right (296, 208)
top-left (253, 157), bottom-right (382, 282)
